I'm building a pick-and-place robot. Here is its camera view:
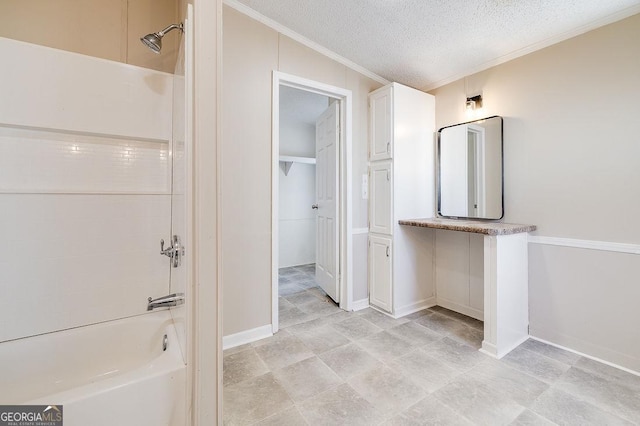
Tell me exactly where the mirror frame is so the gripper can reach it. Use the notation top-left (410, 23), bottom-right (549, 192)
top-left (436, 115), bottom-right (504, 220)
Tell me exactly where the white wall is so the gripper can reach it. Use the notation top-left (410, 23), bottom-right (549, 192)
top-left (222, 5), bottom-right (382, 336)
top-left (431, 13), bottom-right (640, 372)
top-left (279, 85), bottom-right (328, 157)
top-left (278, 162), bottom-right (316, 268)
top-left (280, 121), bottom-right (315, 157)
top-left (0, 39), bottom-right (173, 342)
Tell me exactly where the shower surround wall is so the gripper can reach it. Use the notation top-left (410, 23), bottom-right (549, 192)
top-left (0, 37), bottom-right (173, 342)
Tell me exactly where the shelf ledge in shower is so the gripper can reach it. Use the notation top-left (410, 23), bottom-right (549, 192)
top-left (0, 122), bottom-right (170, 145)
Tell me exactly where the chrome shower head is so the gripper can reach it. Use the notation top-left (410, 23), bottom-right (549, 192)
top-left (140, 23), bottom-right (183, 54)
top-left (141, 33), bottom-right (162, 54)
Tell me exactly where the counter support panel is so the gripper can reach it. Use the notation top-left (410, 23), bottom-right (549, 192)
top-left (399, 218), bottom-right (536, 358)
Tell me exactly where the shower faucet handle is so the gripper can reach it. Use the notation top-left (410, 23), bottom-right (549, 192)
top-left (160, 239), bottom-right (174, 258)
top-left (160, 235), bottom-right (185, 267)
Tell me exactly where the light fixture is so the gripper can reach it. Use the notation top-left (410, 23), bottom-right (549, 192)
top-left (466, 94), bottom-right (483, 111)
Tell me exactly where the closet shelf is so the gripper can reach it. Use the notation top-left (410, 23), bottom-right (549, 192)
top-left (279, 155), bottom-right (316, 176)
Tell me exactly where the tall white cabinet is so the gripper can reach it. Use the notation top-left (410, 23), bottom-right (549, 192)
top-left (368, 83), bottom-right (436, 317)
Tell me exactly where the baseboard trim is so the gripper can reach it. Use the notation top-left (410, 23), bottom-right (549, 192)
top-left (480, 334), bottom-right (529, 359)
top-left (497, 335), bottom-right (530, 359)
top-left (222, 324), bottom-right (273, 350)
top-left (369, 305), bottom-right (394, 318)
top-left (393, 297), bottom-right (436, 319)
top-left (480, 341), bottom-right (498, 358)
top-left (528, 235), bottom-right (640, 255)
top-left (351, 298), bottom-right (370, 311)
top-left (529, 336), bottom-right (640, 377)
top-left (436, 298), bottom-right (484, 321)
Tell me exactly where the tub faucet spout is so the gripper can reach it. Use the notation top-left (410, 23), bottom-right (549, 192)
top-left (147, 293), bottom-right (184, 311)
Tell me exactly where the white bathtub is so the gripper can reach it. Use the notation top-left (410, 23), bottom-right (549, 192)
top-left (0, 311), bottom-right (186, 426)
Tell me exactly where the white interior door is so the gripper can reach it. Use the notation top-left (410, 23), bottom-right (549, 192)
top-left (315, 101), bottom-right (340, 303)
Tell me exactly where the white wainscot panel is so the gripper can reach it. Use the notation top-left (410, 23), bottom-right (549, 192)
top-left (0, 194), bottom-right (171, 342)
top-left (0, 126), bottom-right (170, 194)
top-left (435, 230), bottom-right (484, 320)
top-left (435, 230), bottom-right (470, 306)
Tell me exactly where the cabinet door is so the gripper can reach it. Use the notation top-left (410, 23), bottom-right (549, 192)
top-left (369, 86), bottom-right (393, 161)
top-left (369, 161), bottom-right (392, 235)
top-left (369, 235), bottom-right (392, 313)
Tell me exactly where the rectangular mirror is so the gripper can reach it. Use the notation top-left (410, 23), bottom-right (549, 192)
top-left (437, 116), bottom-right (503, 219)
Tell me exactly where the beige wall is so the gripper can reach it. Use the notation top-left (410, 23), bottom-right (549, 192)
top-left (431, 14), bottom-right (640, 371)
top-left (222, 5), bottom-right (381, 336)
top-left (0, 0), bottom-right (179, 73)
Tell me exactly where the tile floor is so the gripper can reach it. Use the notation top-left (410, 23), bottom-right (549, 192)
top-left (223, 264), bottom-right (640, 425)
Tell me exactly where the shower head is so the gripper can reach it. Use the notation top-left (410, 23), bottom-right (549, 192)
top-left (140, 23), bottom-right (183, 54)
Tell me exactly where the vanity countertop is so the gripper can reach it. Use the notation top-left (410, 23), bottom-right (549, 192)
top-left (399, 218), bottom-right (536, 236)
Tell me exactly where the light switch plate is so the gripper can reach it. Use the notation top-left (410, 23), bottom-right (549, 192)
top-left (362, 174), bottom-right (368, 199)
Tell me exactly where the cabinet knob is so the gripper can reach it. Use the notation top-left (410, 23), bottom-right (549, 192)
top-left (386, 246), bottom-right (390, 257)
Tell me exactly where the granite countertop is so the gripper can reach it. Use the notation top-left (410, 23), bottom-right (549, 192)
top-left (399, 218), bottom-right (537, 236)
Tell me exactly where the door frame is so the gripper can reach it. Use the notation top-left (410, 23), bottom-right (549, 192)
top-left (271, 71), bottom-right (353, 332)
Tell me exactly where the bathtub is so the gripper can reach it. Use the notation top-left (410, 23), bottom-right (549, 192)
top-left (0, 311), bottom-right (186, 426)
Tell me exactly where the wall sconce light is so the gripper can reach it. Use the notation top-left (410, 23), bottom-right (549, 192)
top-left (466, 94), bottom-right (483, 111)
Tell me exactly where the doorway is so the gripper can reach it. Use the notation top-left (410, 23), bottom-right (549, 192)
top-left (271, 72), bottom-right (353, 332)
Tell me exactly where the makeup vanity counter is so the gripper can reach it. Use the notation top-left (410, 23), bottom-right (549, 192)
top-left (400, 218), bottom-right (536, 359)
top-left (399, 218), bottom-right (536, 235)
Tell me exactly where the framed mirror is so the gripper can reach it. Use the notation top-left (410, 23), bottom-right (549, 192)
top-left (437, 116), bottom-right (503, 219)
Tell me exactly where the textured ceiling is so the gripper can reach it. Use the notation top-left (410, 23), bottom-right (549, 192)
top-left (234, 0), bottom-right (640, 90)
